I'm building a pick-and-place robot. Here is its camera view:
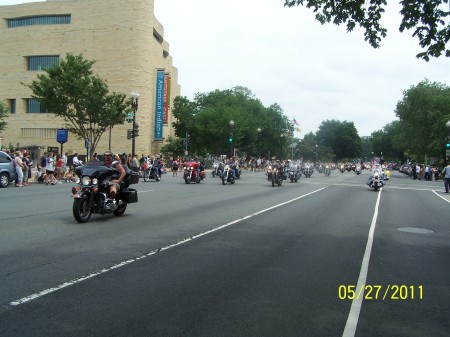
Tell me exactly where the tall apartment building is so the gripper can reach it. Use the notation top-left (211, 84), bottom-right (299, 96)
top-left (0, 0), bottom-right (180, 159)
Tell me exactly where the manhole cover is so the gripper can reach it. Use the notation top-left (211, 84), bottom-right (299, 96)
top-left (397, 227), bottom-right (434, 234)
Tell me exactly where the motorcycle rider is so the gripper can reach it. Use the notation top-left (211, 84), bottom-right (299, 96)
top-left (103, 150), bottom-right (126, 205)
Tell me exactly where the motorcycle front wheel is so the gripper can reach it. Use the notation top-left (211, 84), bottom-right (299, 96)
top-left (185, 177), bottom-right (191, 184)
top-left (222, 177), bottom-right (226, 185)
top-left (113, 202), bottom-right (127, 216)
top-left (272, 174), bottom-right (276, 187)
top-left (144, 170), bottom-right (150, 182)
top-left (73, 198), bottom-right (92, 223)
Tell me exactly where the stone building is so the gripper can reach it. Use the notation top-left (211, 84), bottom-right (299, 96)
top-left (0, 0), bottom-right (180, 161)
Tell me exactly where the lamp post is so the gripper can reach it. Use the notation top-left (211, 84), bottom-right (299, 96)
top-left (229, 120), bottom-right (235, 157)
top-left (131, 91), bottom-right (139, 158)
top-left (446, 121), bottom-right (450, 164)
top-left (257, 127), bottom-right (261, 157)
top-left (280, 133), bottom-right (284, 160)
top-left (315, 144), bottom-right (318, 164)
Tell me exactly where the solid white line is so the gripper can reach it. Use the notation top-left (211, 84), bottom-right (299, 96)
top-left (9, 187), bottom-right (326, 307)
top-left (342, 188), bottom-right (382, 337)
top-left (432, 190), bottom-right (450, 204)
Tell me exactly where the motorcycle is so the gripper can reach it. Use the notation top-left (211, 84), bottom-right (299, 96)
top-left (288, 164), bottom-right (301, 183)
top-left (368, 168), bottom-right (384, 191)
top-left (267, 164), bottom-right (284, 187)
top-left (221, 164), bottom-right (235, 185)
top-left (323, 165), bottom-right (331, 176)
top-left (302, 163), bottom-right (314, 178)
top-left (71, 161), bottom-right (139, 223)
top-left (211, 161), bottom-right (221, 178)
top-left (183, 161), bottom-right (205, 184)
top-left (143, 162), bottom-right (161, 182)
top-left (355, 164), bottom-right (362, 175)
top-left (340, 164), bottom-right (345, 173)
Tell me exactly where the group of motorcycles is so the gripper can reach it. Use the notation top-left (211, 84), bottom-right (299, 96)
top-left (210, 161), bottom-right (241, 185)
top-left (70, 155), bottom-right (388, 223)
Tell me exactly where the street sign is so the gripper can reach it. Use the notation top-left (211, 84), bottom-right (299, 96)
top-left (56, 128), bottom-right (68, 143)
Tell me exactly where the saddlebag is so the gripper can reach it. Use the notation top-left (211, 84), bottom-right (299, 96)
top-left (121, 188), bottom-right (138, 203)
top-left (127, 171), bottom-right (140, 185)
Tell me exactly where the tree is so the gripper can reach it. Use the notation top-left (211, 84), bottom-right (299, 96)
top-left (284, 0), bottom-right (450, 61)
top-left (395, 79), bottom-right (450, 162)
top-left (0, 100), bottom-right (8, 132)
top-left (315, 119), bottom-right (362, 161)
top-left (28, 53), bottom-right (130, 158)
top-left (171, 87), bottom-right (293, 158)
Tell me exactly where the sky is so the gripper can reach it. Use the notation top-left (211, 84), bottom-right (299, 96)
top-left (5, 0), bottom-right (450, 137)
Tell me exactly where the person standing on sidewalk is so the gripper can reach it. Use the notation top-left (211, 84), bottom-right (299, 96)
top-left (14, 150), bottom-right (25, 187)
top-left (443, 163), bottom-right (450, 193)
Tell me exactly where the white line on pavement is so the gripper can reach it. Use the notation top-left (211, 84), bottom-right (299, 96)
top-left (342, 188), bottom-right (382, 337)
top-left (9, 187), bottom-right (326, 308)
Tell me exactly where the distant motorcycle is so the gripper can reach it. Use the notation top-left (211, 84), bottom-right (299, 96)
top-left (302, 163), bottom-right (313, 178)
top-left (288, 164), bottom-right (301, 183)
top-left (221, 164), bottom-right (235, 185)
top-left (368, 168), bottom-right (384, 191)
top-left (268, 164), bottom-right (284, 187)
top-left (323, 165), bottom-right (331, 176)
top-left (183, 161), bottom-right (205, 184)
top-left (143, 162), bottom-right (161, 182)
top-left (211, 161), bottom-right (224, 178)
top-left (355, 164), bottom-right (362, 175)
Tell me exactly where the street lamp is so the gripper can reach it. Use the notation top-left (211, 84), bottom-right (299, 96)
top-left (280, 133), bottom-right (285, 160)
top-left (315, 144), bottom-right (318, 164)
top-left (131, 91), bottom-right (139, 158)
top-left (257, 127), bottom-right (261, 157)
top-left (229, 120), bottom-right (235, 157)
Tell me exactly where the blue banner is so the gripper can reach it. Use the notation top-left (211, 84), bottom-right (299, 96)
top-left (154, 71), bottom-right (165, 141)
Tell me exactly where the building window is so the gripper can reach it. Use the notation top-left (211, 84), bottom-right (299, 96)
top-left (28, 56), bottom-right (59, 71)
top-left (153, 28), bottom-right (163, 44)
top-left (9, 99), bottom-right (16, 114)
top-left (21, 128), bottom-right (57, 139)
top-left (26, 99), bottom-right (48, 114)
top-left (8, 15), bottom-right (71, 28)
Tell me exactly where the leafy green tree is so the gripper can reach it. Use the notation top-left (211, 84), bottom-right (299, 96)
top-left (395, 79), bottom-right (450, 162)
top-left (0, 100), bottom-right (8, 132)
top-left (315, 119), bottom-right (361, 161)
top-left (28, 53), bottom-right (130, 158)
top-left (370, 121), bottom-right (406, 163)
top-left (171, 87), bottom-right (293, 158)
top-left (160, 135), bottom-right (184, 159)
top-left (284, 0), bottom-right (450, 60)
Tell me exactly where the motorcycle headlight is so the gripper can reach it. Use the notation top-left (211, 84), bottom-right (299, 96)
top-left (374, 172), bottom-right (379, 178)
top-left (92, 178), bottom-right (98, 185)
top-left (81, 176), bottom-right (91, 186)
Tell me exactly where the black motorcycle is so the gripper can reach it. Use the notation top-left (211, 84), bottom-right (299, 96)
top-left (71, 161), bottom-right (139, 223)
top-left (268, 164), bottom-right (285, 187)
top-left (143, 163), bottom-right (161, 182)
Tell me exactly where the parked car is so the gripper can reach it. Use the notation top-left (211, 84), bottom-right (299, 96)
top-left (0, 151), bottom-right (17, 188)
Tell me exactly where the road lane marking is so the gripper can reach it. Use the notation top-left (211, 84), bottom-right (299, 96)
top-left (9, 187), bottom-right (326, 308)
top-left (342, 188), bottom-right (382, 337)
top-left (432, 190), bottom-right (450, 204)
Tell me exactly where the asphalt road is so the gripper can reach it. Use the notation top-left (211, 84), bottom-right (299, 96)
top-left (0, 169), bottom-right (449, 336)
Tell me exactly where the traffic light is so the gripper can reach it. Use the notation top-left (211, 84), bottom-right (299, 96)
top-left (228, 132), bottom-right (233, 143)
top-left (133, 123), bottom-right (139, 137)
top-left (127, 129), bottom-right (133, 140)
top-left (446, 136), bottom-right (450, 149)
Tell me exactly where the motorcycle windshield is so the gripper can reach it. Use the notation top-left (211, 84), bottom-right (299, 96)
top-left (75, 163), bottom-right (115, 180)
